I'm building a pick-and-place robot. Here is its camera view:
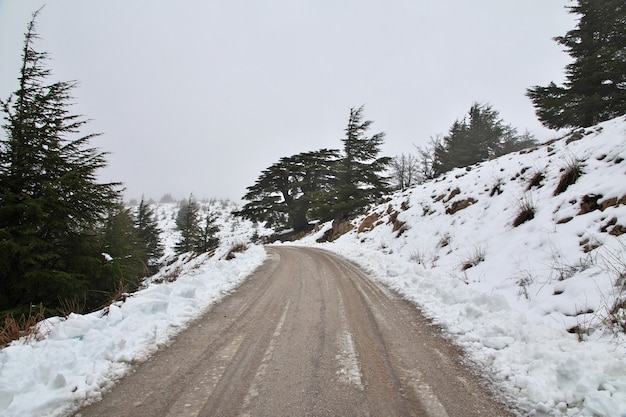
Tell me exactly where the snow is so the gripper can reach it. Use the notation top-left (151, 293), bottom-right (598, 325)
top-left (296, 115), bottom-right (626, 416)
top-left (0, 200), bottom-right (268, 417)
top-left (1, 117), bottom-right (626, 416)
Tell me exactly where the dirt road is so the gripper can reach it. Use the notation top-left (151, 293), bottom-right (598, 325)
top-left (74, 246), bottom-right (514, 417)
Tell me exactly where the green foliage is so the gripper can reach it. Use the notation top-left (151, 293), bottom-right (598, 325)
top-left (527, 0), bottom-right (626, 129)
top-left (174, 196), bottom-right (221, 254)
top-left (317, 106), bottom-right (391, 221)
top-left (237, 149), bottom-right (340, 232)
top-left (90, 204), bottom-right (149, 309)
top-left (239, 105), bottom-right (391, 230)
top-left (0, 10), bottom-right (121, 315)
top-left (197, 211), bottom-right (220, 253)
top-left (175, 195), bottom-right (202, 254)
top-left (135, 197), bottom-right (164, 267)
top-left (432, 103), bottom-right (536, 176)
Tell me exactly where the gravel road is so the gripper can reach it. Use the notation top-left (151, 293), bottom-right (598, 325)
top-left (74, 246), bottom-right (514, 417)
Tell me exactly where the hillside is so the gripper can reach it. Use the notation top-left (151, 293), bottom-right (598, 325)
top-left (0, 118), bottom-right (624, 417)
top-left (298, 115), bottom-right (626, 416)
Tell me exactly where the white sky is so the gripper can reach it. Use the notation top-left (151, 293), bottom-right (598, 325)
top-left (0, 0), bottom-right (577, 202)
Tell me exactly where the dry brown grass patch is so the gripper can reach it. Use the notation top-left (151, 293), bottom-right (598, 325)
top-left (226, 243), bottom-right (248, 260)
top-left (554, 158), bottom-right (584, 196)
top-left (0, 304), bottom-right (45, 347)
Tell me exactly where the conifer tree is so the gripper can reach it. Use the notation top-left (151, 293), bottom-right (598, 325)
top-left (527, 0), bottom-right (626, 129)
top-left (135, 197), bottom-right (163, 267)
top-left (174, 195), bottom-right (201, 254)
top-left (237, 149), bottom-right (340, 232)
top-left (93, 204), bottom-right (148, 308)
top-left (0, 10), bottom-right (120, 313)
top-left (196, 211), bottom-right (220, 253)
top-left (432, 103), bottom-right (536, 176)
top-left (319, 106), bottom-right (391, 221)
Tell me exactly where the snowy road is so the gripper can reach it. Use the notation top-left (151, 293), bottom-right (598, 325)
top-left (73, 246), bottom-right (513, 417)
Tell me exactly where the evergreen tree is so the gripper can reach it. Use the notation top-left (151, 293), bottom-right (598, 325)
top-left (92, 204), bottom-right (147, 308)
top-left (0, 10), bottom-right (120, 314)
top-left (135, 197), bottom-right (163, 267)
top-left (433, 103), bottom-right (536, 176)
top-left (237, 149), bottom-right (340, 232)
top-left (239, 107), bottom-right (390, 229)
top-left (196, 211), bottom-right (220, 253)
top-left (527, 0), bottom-right (626, 129)
top-left (319, 106), bottom-right (391, 221)
top-left (175, 195), bottom-right (201, 254)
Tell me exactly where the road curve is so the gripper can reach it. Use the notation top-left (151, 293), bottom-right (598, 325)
top-left (73, 246), bottom-right (514, 417)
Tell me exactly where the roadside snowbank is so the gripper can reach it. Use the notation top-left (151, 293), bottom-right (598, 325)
top-left (0, 245), bottom-right (266, 417)
top-left (299, 115), bottom-right (626, 416)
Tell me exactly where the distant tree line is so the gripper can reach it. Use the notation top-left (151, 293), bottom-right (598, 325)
top-left (391, 0), bottom-right (625, 190)
top-left (400, 103), bottom-right (538, 188)
top-left (238, 103), bottom-right (542, 234)
top-left (0, 11), bottom-right (163, 317)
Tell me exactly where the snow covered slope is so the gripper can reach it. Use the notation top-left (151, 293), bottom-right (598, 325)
top-left (1, 117), bottom-right (624, 417)
top-left (299, 115), bottom-right (626, 416)
top-left (0, 200), bottom-right (267, 417)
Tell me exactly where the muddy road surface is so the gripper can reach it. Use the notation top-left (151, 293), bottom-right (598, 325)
top-left (74, 246), bottom-right (514, 417)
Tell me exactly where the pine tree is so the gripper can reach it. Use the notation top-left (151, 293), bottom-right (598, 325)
top-left (135, 197), bottom-right (164, 267)
top-left (175, 195), bottom-right (201, 254)
top-left (320, 106), bottom-right (391, 221)
top-left (196, 211), bottom-right (220, 253)
top-left (433, 103), bottom-right (536, 176)
top-left (527, 0), bottom-right (626, 129)
top-left (0, 10), bottom-right (120, 313)
top-left (92, 204), bottom-right (148, 308)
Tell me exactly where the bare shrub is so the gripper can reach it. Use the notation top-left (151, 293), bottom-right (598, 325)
top-left (461, 245), bottom-right (486, 270)
top-left (599, 239), bottom-right (626, 334)
top-left (437, 233), bottom-right (451, 248)
top-left (515, 272), bottom-right (534, 300)
top-left (409, 249), bottom-right (427, 265)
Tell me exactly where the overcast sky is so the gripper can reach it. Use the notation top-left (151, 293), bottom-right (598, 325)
top-left (0, 1), bottom-right (577, 202)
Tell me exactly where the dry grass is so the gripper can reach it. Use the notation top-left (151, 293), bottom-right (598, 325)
top-left (526, 171), bottom-right (545, 190)
top-left (226, 243), bottom-right (248, 260)
top-left (461, 245), bottom-right (486, 271)
top-left (0, 304), bottom-right (45, 347)
top-left (58, 296), bottom-right (86, 317)
top-left (513, 194), bottom-right (536, 227)
top-left (554, 157), bottom-right (583, 196)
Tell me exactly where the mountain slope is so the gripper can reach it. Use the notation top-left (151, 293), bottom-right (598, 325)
top-left (300, 115), bottom-right (626, 416)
